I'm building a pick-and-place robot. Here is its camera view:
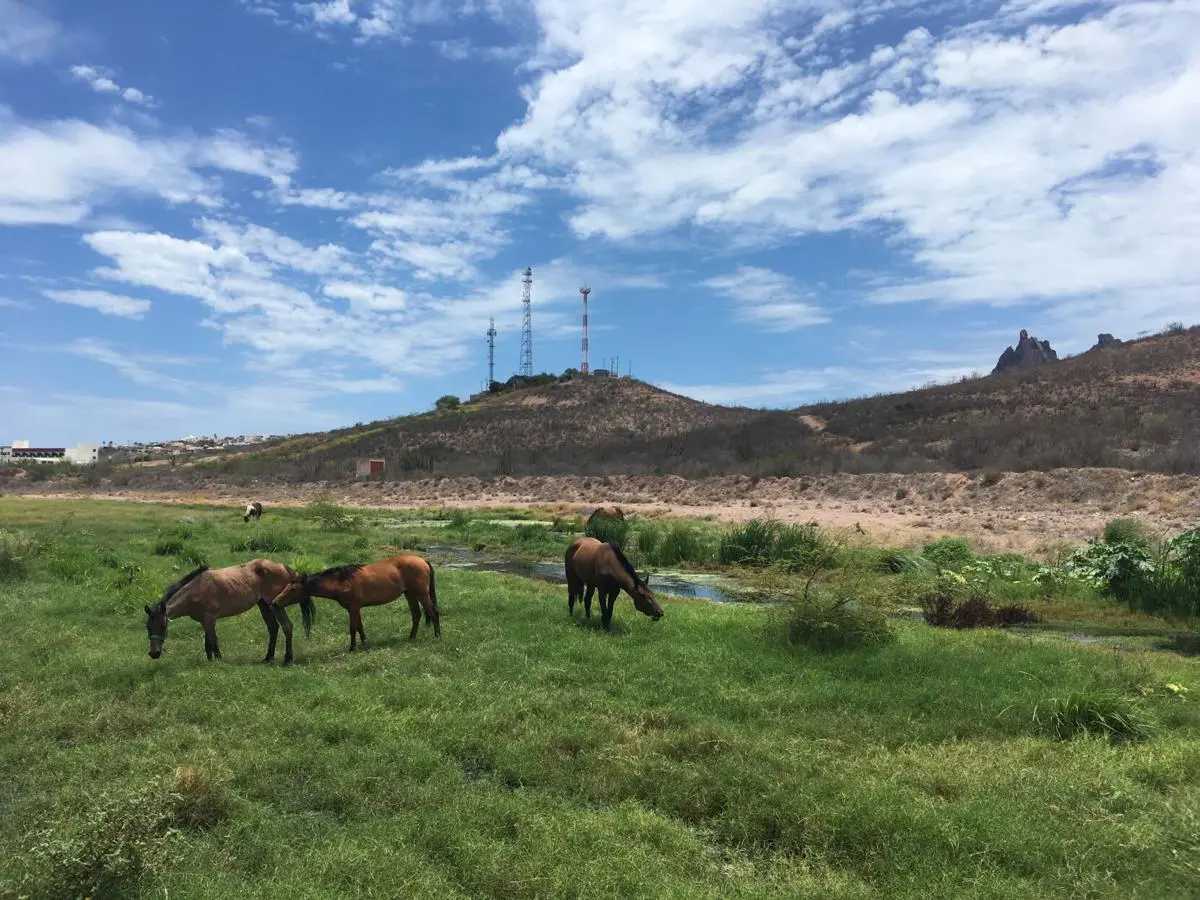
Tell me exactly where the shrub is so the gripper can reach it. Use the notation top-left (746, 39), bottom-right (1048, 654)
top-left (654, 523), bottom-right (713, 567)
top-left (230, 529), bottom-right (297, 554)
top-left (874, 549), bottom-right (927, 575)
top-left (785, 594), bottom-right (895, 653)
top-left (435, 394), bottom-right (461, 411)
top-left (1104, 517), bottom-right (1149, 546)
top-left (1031, 691), bottom-right (1154, 744)
top-left (305, 494), bottom-right (362, 532)
top-left (0, 529), bottom-right (42, 581)
top-left (921, 538), bottom-right (975, 571)
top-left (921, 588), bottom-right (1040, 629)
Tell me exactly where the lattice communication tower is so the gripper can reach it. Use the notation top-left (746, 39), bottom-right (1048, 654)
top-left (580, 284), bottom-right (591, 375)
top-left (519, 267), bottom-right (533, 377)
top-left (486, 317), bottom-right (497, 387)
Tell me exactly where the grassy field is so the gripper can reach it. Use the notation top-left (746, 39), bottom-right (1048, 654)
top-left (0, 497), bottom-right (1197, 898)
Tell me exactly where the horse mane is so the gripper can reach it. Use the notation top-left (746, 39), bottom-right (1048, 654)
top-left (311, 563), bottom-right (363, 583)
top-left (605, 541), bottom-right (642, 587)
top-left (157, 564), bottom-right (208, 609)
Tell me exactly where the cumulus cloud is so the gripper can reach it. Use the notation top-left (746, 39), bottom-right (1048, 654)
top-left (0, 113), bottom-right (297, 225)
top-left (69, 65), bottom-right (156, 106)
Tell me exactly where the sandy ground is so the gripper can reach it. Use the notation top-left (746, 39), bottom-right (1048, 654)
top-left (7, 468), bottom-right (1200, 557)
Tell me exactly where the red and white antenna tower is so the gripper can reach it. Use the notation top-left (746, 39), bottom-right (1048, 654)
top-left (579, 284), bottom-right (591, 375)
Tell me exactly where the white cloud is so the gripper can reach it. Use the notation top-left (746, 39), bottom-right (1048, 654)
top-left (69, 65), bottom-right (156, 106)
top-left (481, 0), bottom-right (1200, 329)
top-left (323, 280), bottom-right (408, 311)
top-left (703, 266), bottom-right (829, 331)
top-left (43, 288), bottom-right (151, 319)
top-left (0, 113), bottom-right (297, 225)
top-left (0, 0), bottom-right (59, 64)
top-left (247, 0), bottom-right (463, 42)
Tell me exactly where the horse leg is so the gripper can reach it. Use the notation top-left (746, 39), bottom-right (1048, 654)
top-left (567, 576), bottom-right (577, 616)
top-left (348, 604), bottom-right (365, 651)
top-left (275, 605), bottom-right (295, 664)
top-left (203, 614), bottom-right (222, 660)
top-left (258, 600), bottom-right (280, 663)
top-left (584, 585), bottom-right (595, 619)
top-left (406, 595), bottom-right (422, 640)
top-left (601, 588), bottom-right (615, 631)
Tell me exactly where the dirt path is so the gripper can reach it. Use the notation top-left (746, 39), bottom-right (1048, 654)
top-left (8, 468), bottom-right (1198, 557)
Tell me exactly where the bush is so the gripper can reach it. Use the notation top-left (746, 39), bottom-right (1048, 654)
top-left (305, 494), bottom-right (362, 532)
top-left (1031, 691), bottom-right (1154, 744)
top-left (1104, 517), bottom-right (1149, 546)
top-left (435, 394), bottom-right (461, 411)
top-left (0, 529), bottom-right (42, 581)
top-left (785, 594), bottom-right (895, 653)
top-left (921, 589), bottom-right (1040, 629)
top-left (921, 538), bottom-right (975, 571)
top-left (873, 549), bottom-right (928, 575)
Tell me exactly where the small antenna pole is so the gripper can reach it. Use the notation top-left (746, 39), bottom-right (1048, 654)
top-left (486, 317), bottom-right (497, 387)
top-left (580, 284), bottom-right (591, 375)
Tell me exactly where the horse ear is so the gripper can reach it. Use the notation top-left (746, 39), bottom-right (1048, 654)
top-left (144, 604), bottom-right (153, 616)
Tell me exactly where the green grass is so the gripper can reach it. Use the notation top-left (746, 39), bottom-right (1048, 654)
top-left (0, 497), bottom-right (1198, 898)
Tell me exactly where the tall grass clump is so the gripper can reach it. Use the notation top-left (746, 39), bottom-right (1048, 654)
top-left (230, 529), bottom-right (298, 554)
top-left (585, 514), bottom-right (630, 547)
top-left (629, 522), bottom-right (714, 568)
top-left (1104, 516), bottom-right (1150, 546)
top-left (718, 519), bottom-right (831, 570)
top-left (305, 493), bottom-right (362, 532)
top-left (921, 538), bottom-right (975, 571)
top-left (0, 529), bottom-right (42, 581)
top-left (1031, 691), bottom-right (1155, 744)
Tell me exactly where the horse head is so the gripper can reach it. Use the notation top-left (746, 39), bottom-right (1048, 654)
top-left (268, 573), bottom-right (317, 636)
top-left (630, 573), bottom-right (663, 621)
top-left (144, 603), bottom-right (169, 659)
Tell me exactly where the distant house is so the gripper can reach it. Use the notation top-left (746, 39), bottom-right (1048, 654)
top-left (0, 441), bottom-right (99, 465)
top-left (356, 458), bottom-right (386, 478)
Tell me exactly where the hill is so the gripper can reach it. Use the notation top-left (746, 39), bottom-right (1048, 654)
top-left (72, 324), bottom-right (1200, 487)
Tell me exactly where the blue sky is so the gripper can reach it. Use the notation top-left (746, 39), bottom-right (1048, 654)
top-left (1, 0), bottom-right (1197, 445)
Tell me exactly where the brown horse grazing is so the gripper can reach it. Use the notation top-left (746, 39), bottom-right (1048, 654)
top-left (565, 536), bottom-right (663, 630)
top-left (143, 559), bottom-right (314, 663)
top-left (269, 554), bottom-right (440, 653)
top-left (243, 501), bottom-right (263, 523)
top-left (586, 505), bottom-right (625, 526)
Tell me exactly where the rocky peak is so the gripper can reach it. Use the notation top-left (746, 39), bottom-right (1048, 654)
top-left (1093, 333), bottom-right (1122, 350)
top-left (992, 329), bottom-right (1059, 375)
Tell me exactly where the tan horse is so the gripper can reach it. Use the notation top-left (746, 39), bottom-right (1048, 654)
top-left (143, 560), bottom-right (313, 663)
top-left (565, 536), bottom-right (662, 630)
top-left (270, 554), bottom-right (440, 654)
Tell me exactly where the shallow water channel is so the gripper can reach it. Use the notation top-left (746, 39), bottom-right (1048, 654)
top-left (424, 544), bottom-right (748, 604)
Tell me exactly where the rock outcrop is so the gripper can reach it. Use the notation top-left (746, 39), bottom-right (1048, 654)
top-left (1093, 333), bottom-right (1122, 350)
top-left (992, 330), bottom-right (1059, 375)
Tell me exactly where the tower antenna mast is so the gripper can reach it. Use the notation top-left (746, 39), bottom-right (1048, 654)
top-left (580, 284), bottom-right (591, 375)
top-left (519, 267), bottom-right (533, 377)
top-left (486, 317), bottom-right (497, 387)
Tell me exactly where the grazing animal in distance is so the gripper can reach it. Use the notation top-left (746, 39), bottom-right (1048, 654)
top-left (586, 505), bottom-right (625, 527)
top-left (243, 501), bottom-right (263, 523)
top-left (565, 536), bottom-right (662, 630)
top-left (143, 559), bottom-right (312, 664)
top-left (270, 553), bottom-right (440, 655)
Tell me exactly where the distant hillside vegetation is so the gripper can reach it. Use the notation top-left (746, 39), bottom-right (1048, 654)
top-left (100, 325), bottom-right (1200, 486)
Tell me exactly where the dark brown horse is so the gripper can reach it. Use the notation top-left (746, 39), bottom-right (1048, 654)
top-left (586, 505), bottom-right (625, 527)
top-left (269, 553), bottom-right (440, 654)
top-left (565, 536), bottom-right (662, 630)
top-left (243, 501), bottom-right (263, 523)
top-left (143, 559), bottom-right (314, 663)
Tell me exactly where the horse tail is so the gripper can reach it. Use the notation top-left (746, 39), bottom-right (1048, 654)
top-left (299, 595), bottom-right (317, 637)
top-left (426, 560), bottom-right (438, 624)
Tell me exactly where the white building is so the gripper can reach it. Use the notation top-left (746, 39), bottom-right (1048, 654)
top-left (0, 441), bottom-right (100, 465)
